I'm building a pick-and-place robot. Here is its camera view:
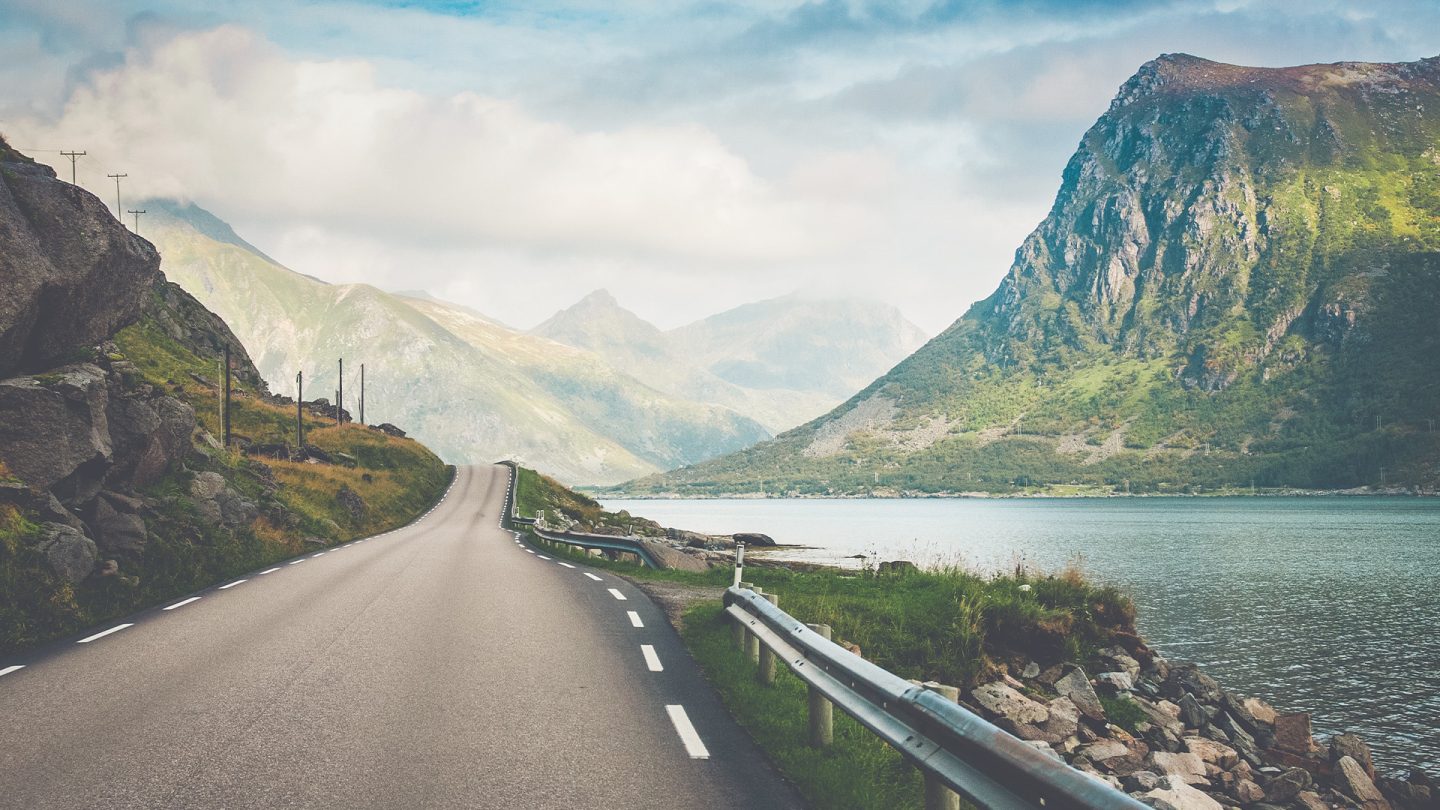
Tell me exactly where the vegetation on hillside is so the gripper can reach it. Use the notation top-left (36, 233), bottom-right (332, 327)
top-left (620, 55), bottom-right (1440, 497)
top-left (0, 292), bottom-right (449, 656)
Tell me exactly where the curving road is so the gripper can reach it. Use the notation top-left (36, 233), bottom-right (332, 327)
top-left (0, 464), bottom-right (802, 809)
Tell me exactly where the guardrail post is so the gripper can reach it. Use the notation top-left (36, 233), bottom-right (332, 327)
top-left (757, 592), bottom-right (779, 685)
top-left (921, 682), bottom-right (962, 810)
top-left (806, 623), bottom-right (834, 748)
top-left (745, 588), bottom-right (764, 664)
top-left (731, 582), bottom-right (755, 651)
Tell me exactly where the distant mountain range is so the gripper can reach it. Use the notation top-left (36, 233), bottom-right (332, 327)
top-left (142, 200), bottom-right (924, 484)
top-left (532, 289), bottom-right (926, 433)
top-left (620, 53), bottom-right (1440, 496)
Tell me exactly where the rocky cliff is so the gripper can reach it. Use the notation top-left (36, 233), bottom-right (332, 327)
top-left (623, 54), bottom-right (1440, 496)
top-left (0, 140), bottom-right (449, 654)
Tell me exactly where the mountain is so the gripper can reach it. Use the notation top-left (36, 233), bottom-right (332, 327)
top-left (532, 290), bottom-right (927, 432)
top-left (620, 53), bottom-right (1440, 496)
top-left (142, 202), bottom-right (769, 485)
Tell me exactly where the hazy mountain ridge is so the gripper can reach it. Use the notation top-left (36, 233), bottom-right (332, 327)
top-left (621, 53), bottom-right (1440, 496)
top-left (532, 289), bottom-right (927, 433)
top-left (143, 204), bottom-right (769, 485)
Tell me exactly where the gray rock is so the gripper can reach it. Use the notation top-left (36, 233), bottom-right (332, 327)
top-left (106, 394), bottom-right (194, 489)
top-left (191, 471), bottom-right (226, 500)
top-left (1143, 775), bottom-right (1224, 810)
top-left (1147, 751), bottom-right (1207, 785)
top-left (1163, 663), bottom-right (1223, 705)
top-left (1100, 645), bottom-right (1143, 680)
top-left (0, 365), bottom-right (112, 502)
top-left (0, 481), bottom-right (84, 530)
top-left (640, 540), bottom-right (710, 572)
top-left (1055, 665), bottom-right (1106, 722)
top-left (1021, 661), bottom-right (1041, 679)
top-left (336, 485), bottom-right (367, 525)
top-left (215, 488), bottom-right (258, 528)
top-left (970, 682), bottom-right (1049, 725)
top-left (1330, 733), bottom-right (1375, 780)
top-left (876, 559), bottom-right (919, 575)
top-left (1231, 778), bottom-right (1265, 805)
top-left (733, 532), bottom-right (775, 546)
top-left (0, 145), bottom-right (160, 377)
top-left (87, 490), bottom-right (147, 553)
top-left (1097, 671), bottom-right (1135, 693)
top-left (37, 522), bottom-right (97, 583)
top-left (1262, 768), bottom-right (1311, 804)
top-left (1178, 692), bottom-right (1207, 730)
top-left (1335, 755), bottom-right (1391, 810)
top-left (1124, 771), bottom-right (1163, 792)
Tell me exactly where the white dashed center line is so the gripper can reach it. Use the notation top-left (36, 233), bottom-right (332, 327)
top-left (311, 552), bottom-right (326, 558)
top-left (665, 705), bottom-right (710, 759)
top-left (288, 559), bottom-right (306, 566)
top-left (77, 624), bottom-right (134, 644)
top-left (219, 579), bottom-right (247, 590)
top-left (0, 665), bottom-right (24, 678)
top-left (584, 573), bottom-right (603, 581)
top-left (641, 645), bottom-right (663, 672)
top-left (525, 549), bottom-right (535, 554)
top-left (607, 588), bottom-right (627, 601)
top-left (537, 555), bottom-right (551, 561)
top-left (627, 611), bottom-right (644, 628)
top-left (164, 597), bottom-right (202, 611)
top-left (259, 567), bottom-right (281, 575)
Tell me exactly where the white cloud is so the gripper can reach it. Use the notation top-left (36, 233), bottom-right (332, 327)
top-left (14, 24), bottom-right (860, 268)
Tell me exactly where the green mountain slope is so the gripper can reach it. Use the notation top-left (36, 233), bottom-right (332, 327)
top-left (532, 290), bottom-right (927, 433)
top-left (622, 53), bottom-right (1440, 496)
top-left (143, 201), bottom-right (768, 485)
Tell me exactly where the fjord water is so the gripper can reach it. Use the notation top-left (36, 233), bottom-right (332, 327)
top-left (605, 496), bottom-right (1440, 772)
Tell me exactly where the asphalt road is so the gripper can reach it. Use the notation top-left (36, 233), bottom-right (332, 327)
top-left (0, 464), bottom-right (803, 809)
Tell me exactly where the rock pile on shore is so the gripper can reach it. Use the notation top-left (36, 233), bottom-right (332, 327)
top-left (963, 648), bottom-right (1435, 809)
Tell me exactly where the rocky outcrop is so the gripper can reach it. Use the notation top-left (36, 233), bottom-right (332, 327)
top-left (954, 645), bottom-right (1433, 810)
top-left (0, 138), bottom-right (160, 377)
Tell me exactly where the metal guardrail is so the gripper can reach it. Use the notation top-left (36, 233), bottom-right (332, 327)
top-left (724, 586), bottom-right (1150, 810)
top-left (497, 461), bottom-right (654, 566)
top-left (530, 525), bottom-right (662, 569)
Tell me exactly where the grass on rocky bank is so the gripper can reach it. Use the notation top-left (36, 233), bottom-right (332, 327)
top-left (0, 303), bottom-right (450, 658)
top-left (514, 466), bottom-right (1138, 809)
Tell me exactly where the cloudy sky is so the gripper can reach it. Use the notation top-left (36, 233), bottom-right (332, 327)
top-left (3, 1), bottom-right (1437, 333)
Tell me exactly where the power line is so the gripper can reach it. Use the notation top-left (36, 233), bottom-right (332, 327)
top-left (59, 150), bottom-right (86, 185)
top-left (106, 173), bottom-right (127, 224)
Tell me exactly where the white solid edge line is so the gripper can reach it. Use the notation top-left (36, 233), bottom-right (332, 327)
top-left (77, 623), bottom-right (134, 643)
top-left (559, 562), bottom-right (576, 569)
top-left (0, 665), bottom-right (25, 677)
top-left (665, 705), bottom-right (710, 759)
top-left (641, 644), bottom-right (663, 672)
top-left (627, 611), bottom-right (644, 628)
top-left (607, 588), bottom-right (627, 601)
top-left (219, 579), bottom-right (247, 590)
top-left (259, 567), bottom-right (281, 575)
top-left (584, 573), bottom-right (603, 581)
top-left (164, 596), bottom-right (202, 610)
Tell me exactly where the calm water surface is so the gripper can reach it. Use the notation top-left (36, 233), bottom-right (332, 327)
top-left (605, 496), bottom-right (1440, 772)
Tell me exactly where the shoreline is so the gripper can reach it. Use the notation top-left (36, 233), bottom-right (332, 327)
top-left (600, 487), bottom-right (1440, 500)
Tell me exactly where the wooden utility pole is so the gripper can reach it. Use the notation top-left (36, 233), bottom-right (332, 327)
top-left (337, 358), bottom-right (343, 426)
top-left (127, 209), bottom-right (146, 234)
top-left (106, 173), bottom-right (127, 223)
top-left (296, 371), bottom-right (305, 449)
top-left (335, 389), bottom-right (341, 426)
top-left (359, 364), bottom-right (365, 426)
top-left (60, 150), bottom-right (85, 184)
top-left (222, 345), bottom-right (232, 448)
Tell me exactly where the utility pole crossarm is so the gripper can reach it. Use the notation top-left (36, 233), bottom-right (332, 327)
top-left (60, 150), bottom-right (86, 185)
top-left (106, 173), bottom-right (128, 224)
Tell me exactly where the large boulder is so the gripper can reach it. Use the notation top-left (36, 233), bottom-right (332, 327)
top-left (1143, 775), bottom-right (1223, 810)
top-left (1335, 755), bottom-right (1392, 810)
top-left (105, 394), bottom-right (194, 490)
top-left (37, 521), bottom-right (97, 583)
top-left (0, 141), bottom-right (160, 377)
top-left (86, 490), bottom-right (147, 554)
top-left (1055, 665), bottom-right (1107, 722)
top-left (970, 682), bottom-right (1050, 726)
top-left (640, 540), bottom-right (710, 572)
top-left (0, 364), bottom-right (112, 503)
